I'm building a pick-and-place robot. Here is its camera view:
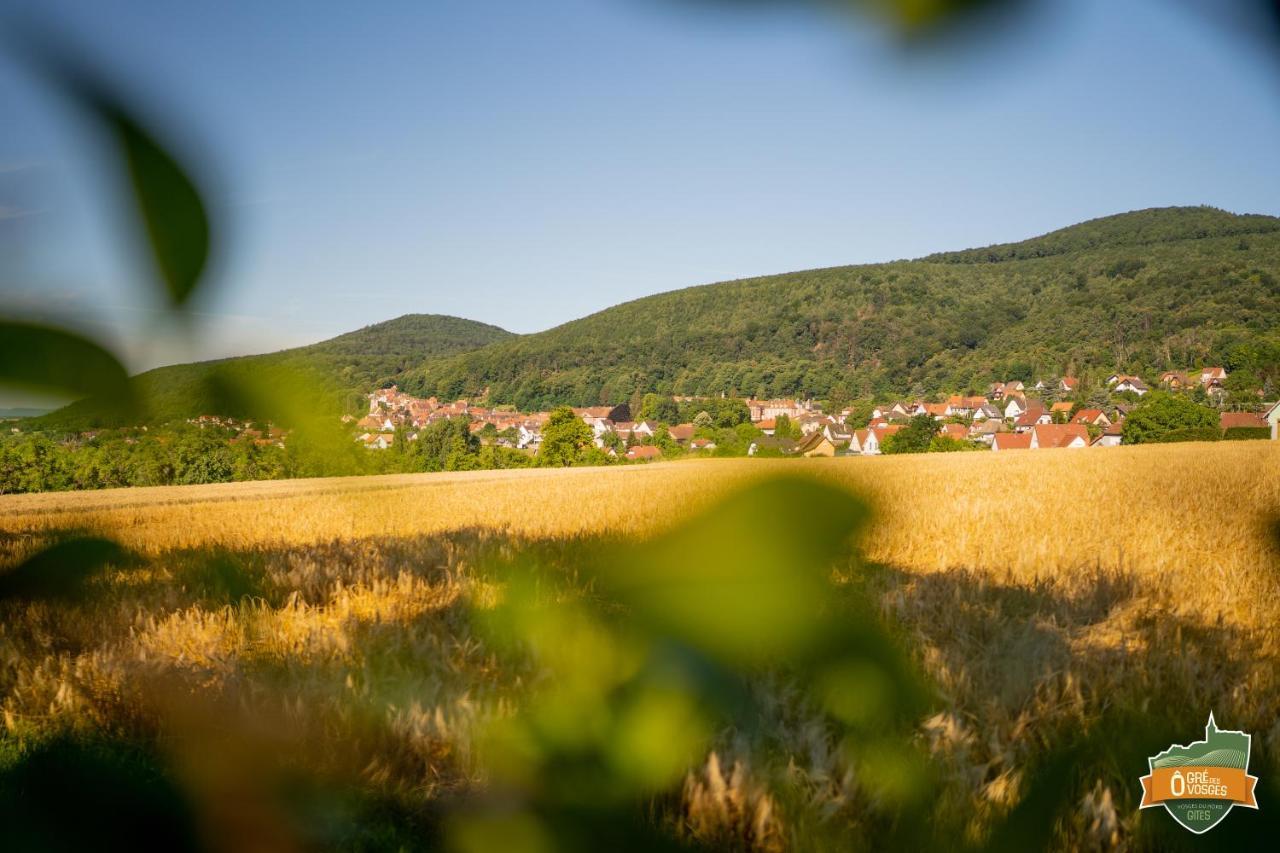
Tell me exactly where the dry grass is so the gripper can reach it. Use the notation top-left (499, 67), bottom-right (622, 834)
top-left (2, 441), bottom-right (1279, 849)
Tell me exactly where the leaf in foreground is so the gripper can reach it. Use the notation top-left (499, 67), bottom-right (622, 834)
top-left (0, 321), bottom-right (138, 417)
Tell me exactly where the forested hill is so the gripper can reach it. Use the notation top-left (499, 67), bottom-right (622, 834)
top-left (925, 206), bottom-right (1280, 264)
top-left (401, 206), bottom-right (1280, 409)
top-left (35, 315), bottom-right (512, 429)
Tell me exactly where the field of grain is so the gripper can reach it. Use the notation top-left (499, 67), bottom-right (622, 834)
top-left (2, 441), bottom-right (1279, 850)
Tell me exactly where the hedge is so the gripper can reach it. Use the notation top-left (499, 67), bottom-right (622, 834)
top-left (1153, 427), bottom-right (1222, 443)
top-left (1222, 427), bottom-right (1272, 441)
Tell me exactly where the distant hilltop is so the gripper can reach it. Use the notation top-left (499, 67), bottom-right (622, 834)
top-left (33, 206), bottom-right (1280, 429)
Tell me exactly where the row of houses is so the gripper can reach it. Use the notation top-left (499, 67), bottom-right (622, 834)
top-left (353, 380), bottom-right (1279, 459)
top-left (355, 389), bottom-right (555, 450)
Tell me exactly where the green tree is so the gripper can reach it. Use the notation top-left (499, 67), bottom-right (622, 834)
top-left (1121, 392), bottom-right (1218, 444)
top-left (415, 417), bottom-right (478, 472)
top-left (843, 399), bottom-right (876, 429)
top-left (881, 415), bottom-right (939, 454)
top-left (538, 406), bottom-right (593, 467)
top-left (712, 397), bottom-right (750, 427)
top-left (391, 421), bottom-right (411, 455)
top-left (772, 414), bottom-right (802, 440)
top-left (636, 393), bottom-right (678, 424)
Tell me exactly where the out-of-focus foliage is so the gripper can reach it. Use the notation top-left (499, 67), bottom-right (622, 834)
top-left (15, 27), bottom-right (212, 308)
top-left (403, 207), bottom-right (1280, 408)
top-left (458, 475), bottom-right (932, 851)
top-left (0, 738), bottom-right (203, 852)
top-left (681, 0), bottom-right (1031, 38)
top-left (0, 321), bottom-right (138, 420)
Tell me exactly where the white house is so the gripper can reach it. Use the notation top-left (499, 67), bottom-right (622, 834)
top-left (517, 424), bottom-right (542, 450)
top-left (855, 425), bottom-right (902, 455)
top-left (1113, 377), bottom-right (1149, 396)
top-left (1266, 401), bottom-right (1280, 440)
top-left (972, 404), bottom-right (1003, 422)
top-left (1200, 367), bottom-right (1228, 387)
top-left (1092, 423), bottom-right (1124, 447)
top-left (822, 423), bottom-right (853, 444)
top-left (1004, 397), bottom-right (1027, 419)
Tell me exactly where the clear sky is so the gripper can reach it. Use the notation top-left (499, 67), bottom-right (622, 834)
top-left (3, 0), bottom-right (1280, 404)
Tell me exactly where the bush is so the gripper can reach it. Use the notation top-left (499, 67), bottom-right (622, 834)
top-left (1223, 427), bottom-right (1272, 441)
top-left (1153, 427), bottom-right (1221, 443)
top-left (1121, 392), bottom-right (1218, 444)
top-left (928, 436), bottom-right (980, 453)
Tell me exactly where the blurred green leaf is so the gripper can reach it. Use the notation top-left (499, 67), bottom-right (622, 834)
top-left (0, 320), bottom-right (138, 417)
top-left (678, 0), bottom-right (1029, 37)
top-left (0, 536), bottom-right (133, 602)
top-left (20, 32), bottom-right (211, 307)
top-left (602, 475), bottom-right (870, 666)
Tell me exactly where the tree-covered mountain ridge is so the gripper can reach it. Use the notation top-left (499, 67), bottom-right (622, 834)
top-left (924, 205), bottom-right (1280, 264)
top-left (34, 314), bottom-right (513, 429)
top-left (401, 206), bottom-right (1280, 409)
top-left (36, 206), bottom-right (1280, 427)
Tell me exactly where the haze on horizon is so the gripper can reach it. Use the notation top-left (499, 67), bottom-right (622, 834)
top-left (2, 0), bottom-right (1280, 409)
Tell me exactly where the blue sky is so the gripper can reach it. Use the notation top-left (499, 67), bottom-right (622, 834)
top-left (2, 0), bottom-right (1280, 403)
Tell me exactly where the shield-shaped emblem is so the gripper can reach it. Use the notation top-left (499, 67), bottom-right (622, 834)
top-left (1139, 714), bottom-right (1260, 834)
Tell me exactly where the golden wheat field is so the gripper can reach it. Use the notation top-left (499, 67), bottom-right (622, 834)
top-left (2, 441), bottom-right (1279, 850)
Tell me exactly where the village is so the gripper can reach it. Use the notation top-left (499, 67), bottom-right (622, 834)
top-left (350, 366), bottom-right (1280, 461)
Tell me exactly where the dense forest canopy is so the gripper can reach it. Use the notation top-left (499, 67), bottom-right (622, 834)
top-left (402, 207), bottom-right (1280, 409)
top-left (31, 206), bottom-right (1280, 425)
top-left (923, 206), bottom-right (1280, 264)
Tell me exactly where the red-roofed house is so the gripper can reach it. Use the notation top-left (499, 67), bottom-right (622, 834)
top-left (1014, 407), bottom-right (1050, 431)
top-left (1072, 408), bottom-right (1111, 427)
top-left (667, 423), bottom-right (696, 443)
top-left (1030, 423), bottom-right (1089, 449)
top-left (992, 432), bottom-right (1031, 451)
top-left (626, 445), bottom-right (662, 461)
top-left (946, 395), bottom-right (989, 415)
top-left (856, 424), bottom-right (902, 455)
top-left (1220, 411), bottom-right (1268, 431)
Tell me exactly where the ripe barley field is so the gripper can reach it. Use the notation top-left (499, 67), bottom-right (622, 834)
top-left (2, 441), bottom-right (1279, 850)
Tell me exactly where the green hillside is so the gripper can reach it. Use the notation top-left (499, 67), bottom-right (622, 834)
top-left (401, 206), bottom-right (1280, 408)
top-left (35, 315), bottom-right (512, 429)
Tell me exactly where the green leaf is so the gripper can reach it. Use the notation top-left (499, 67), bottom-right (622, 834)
top-left (602, 475), bottom-right (870, 666)
top-left (22, 35), bottom-right (211, 307)
top-left (0, 321), bottom-right (138, 417)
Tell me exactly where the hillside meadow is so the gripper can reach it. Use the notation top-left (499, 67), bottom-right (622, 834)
top-left (2, 442), bottom-right (1279, 850)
